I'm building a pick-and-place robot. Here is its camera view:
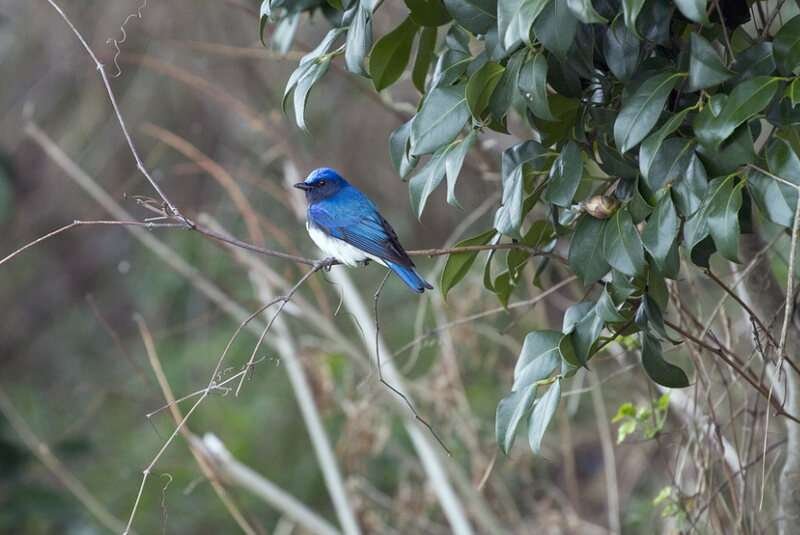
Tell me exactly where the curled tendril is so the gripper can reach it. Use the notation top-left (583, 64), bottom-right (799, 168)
top-left (105, 0), bottom-right (148, 78)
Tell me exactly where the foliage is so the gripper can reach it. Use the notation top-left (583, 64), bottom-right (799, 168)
top-left (260, 0), bottom-right (800, 455)
top-left (612, 392), bottom-right (669, 443)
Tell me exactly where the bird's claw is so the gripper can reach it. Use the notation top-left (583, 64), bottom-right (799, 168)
top-left (315, 257), bottom-right (337, 272)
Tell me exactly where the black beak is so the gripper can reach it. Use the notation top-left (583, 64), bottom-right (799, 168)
top-left (293, 182), bottom-right (312, 191)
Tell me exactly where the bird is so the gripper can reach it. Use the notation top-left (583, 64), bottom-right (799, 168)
top-left (294, 168), bottom-right (433, 293)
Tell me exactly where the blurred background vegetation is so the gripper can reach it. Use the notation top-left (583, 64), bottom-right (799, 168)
top-left (0, 1), bottom-right (782, 533)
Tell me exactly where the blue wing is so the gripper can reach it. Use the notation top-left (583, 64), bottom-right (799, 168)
top-left (308, 189), bottom-right (415, 268)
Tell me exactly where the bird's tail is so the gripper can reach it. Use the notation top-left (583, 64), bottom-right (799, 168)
top-left (386, 262), bottom-right (433, 293)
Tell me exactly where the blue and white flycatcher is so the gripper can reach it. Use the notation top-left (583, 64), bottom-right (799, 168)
top-left (294, 168), bottom-right (433, 293)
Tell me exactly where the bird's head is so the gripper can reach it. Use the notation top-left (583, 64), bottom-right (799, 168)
top-left (294, 168), bottom-right (349, 202)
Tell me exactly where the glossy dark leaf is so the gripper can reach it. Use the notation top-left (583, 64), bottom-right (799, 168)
top-left (694, 76), bottom-right (780, 150)
top-left (345, 4), bottom-right (372, 75)
top-left (413, 27), bottom-right (438, 92)
top-left (496, 386), bottom-right (537, 454)
top-left (410, 83), bottom-right (470, 155)
top-left (498, 0), bottom-right (549, 48)
top-left (389, 119), bottom-right (416, 178)
top-left (751, 138), bottom-right (800, 228)
top-left (622, 0), bottom-right (646, 35)
top-left (596, 285), bottom-right (626, 323)
top-left (732, 42), bottom-right (776, 82)
top-left (405, 0), bottom-right (452, 26)
top-left (369, 17), bottom-right (419, 90)
top-left (642, 192), bottom-right (679, 269)
top-left (445, 129), bottom-right (476, 207)
top-left (533, 0), bottom-right (579, 59)
top-left (641, 333), bottom-right (690, 388)
top-left (513, 330), bottom-right (563, 390)
top-left (604, 15), bottom-right (640, 81)
top-left (494, 140), bottom-right (547, 236)
top-left (528, 379), bottom-right (561, 454)
top-left (706, 175), bottom-right (743, 262)
top-left (674, 0), bottom-right (708, 23)
top-left (518, 51), bottom-right (554, 120)
top-left (544, 141), bottom-right (583, 207)
top-left (614, 72), bottom-right (683, 153)
top-left (688, 33), bottom-right (731, 91)
top-left (639, 108), bottom-right (690, 183)
top-left (643, 137), bottom-right (694, 192)
top-left (602, 208), bottom-right (646, 277)
top-left (442, 0), bottom-right (497, 34)
top-left (774, 15), bottom-right (800, 76)
top-left (566, 0), bottom-right (606, 24)
top-left (408, 144), bottom-right (449, 218)
top-left (488, 48), bottom-right (526, 121)
top-left (440, 228), bottom-right (497, 298)
top-left (466, 61), bottom-right (505, 119)
top-left (569, 216), bottom-right (611, 284)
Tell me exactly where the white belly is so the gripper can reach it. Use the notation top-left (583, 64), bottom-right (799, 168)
top-left (306, 222), bottom-right (386, 267)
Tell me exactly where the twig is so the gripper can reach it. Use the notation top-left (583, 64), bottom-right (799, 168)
top-left (135, 316), bottom-right (258, 535)
top-left (373, 272), bottom-right (451, 455)
top-left (589, 374), bottom-right (620, 534)
top-left (0, 219), bottom-right (181, 267)
top-left (778, 194), bottom-right (800, 367)
top-left (233, 258), bottom-right (335, 396)
top-left (0, 386), bottom-right (129, 534)
top-left (44, 0), bottom-right (180, 218)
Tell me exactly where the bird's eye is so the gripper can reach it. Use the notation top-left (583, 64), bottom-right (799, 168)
top-left (318, 180), bottom-right (326, 186)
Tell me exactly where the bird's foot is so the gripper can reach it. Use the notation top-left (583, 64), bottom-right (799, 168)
top-left (315, 257), bottom-right (337, 272)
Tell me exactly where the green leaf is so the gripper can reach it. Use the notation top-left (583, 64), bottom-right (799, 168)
top-left (405, 0), bottom-right (453, 26)
top-left (732, 42), bottom-right (776, 82)
top-left (345, 4), bottom-right (372, 75)
top-left (674, 0), bottom-right (708, 23)
top-left (369, 17), bottom-right (419, 91)
top-left (641, 333), bottom-right (690, 388)
top-left (694, 76), bottom-right (780, 150)
top-left (445, 130), bottom-right (476, 207)
top-left (596, 285), bottom-right (626, 323)
top-left (440, 228), bottom-right (497, 299)
top-left (683, 202), bottom-right (709, 254)
top-left (566, 0), bottom-right (606, 24)
top-left (412, 27), bottom-right (437, 92)
top-left (496, 386), bottom-right (537, 454)
top-left (442, 0), bottom-right (497, 34)
top-left (532, 0), bottom-right (578, 59)
top-left (569, 216), bottom-right (611, 284)
top-left (410, 83), bottom-right (470, 155)
top-left (643, 137), bottom-right (694, 192)
top-left (528, 379), bottom-right (561, 454)
top-left (788, 78), bottom-right (800, 107)
top-left (389, 119), bottom-right (417, 178)
top-left (774, 15), bottom-right (800, 76)
top-left (602, 208), bottom-right (646, 277)
top-left (705, 175), bottom-right (743, 262)
top-left (639, 109), bottom-right (690, 183)
top-left (688, 33), bottom-right (732, 91)
top-left (642, 192), bottom-right (679, 269)
top-left (259, 1), bottom-right (271, 46)
top-left (409, 144), bottom-right (449, 218)
top-left (488, 47), bottom-right (526, 122)
top-left (614, 72), bottom-right (683, 153)
top-left (498, 0), bottom-right (549, 48)
top-left (672, 154), bottom-right (708, 217)
top-left (544, 141), bottom-right (583, 207)
top-left (603, 15), bottom-right (640, 81)
top-left (466, 61), bottom-right (505, 120)
top-left (568, 306), bottom-right (604, 366)
top-left (518, 51), bottom-right (554, 120)
top-left (513, 330), bottom-right (562, 390)
top-left (622, 0), bottom-right (646, 34)
top-left (750, 138), bottom-right (800, 228)
top-left (292, 60), bottom-right (332, 131)
top-left (494, 140), bottom-right (546, 236)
